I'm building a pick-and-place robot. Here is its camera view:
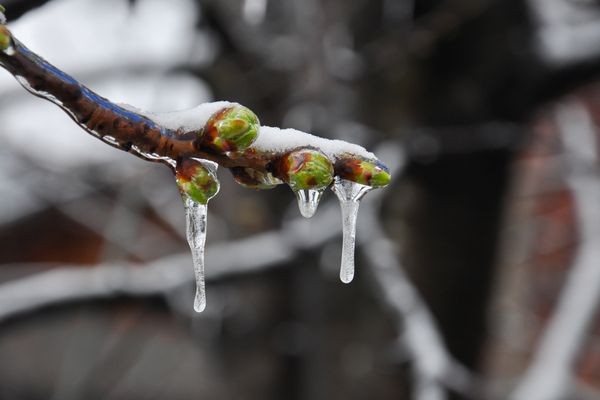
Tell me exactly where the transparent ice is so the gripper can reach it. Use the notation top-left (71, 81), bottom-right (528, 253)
top-left (181, 159), bottom-right (219, 312)
top-left (331, 177), bottom-right (372, 283)
top-left (294, 188), bottom-right (324, 218)
top-left (184, 195), bottom-right (208, 312)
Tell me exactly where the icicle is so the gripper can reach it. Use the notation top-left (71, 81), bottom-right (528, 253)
top-left (176, 159), bottom-right (219, 312)
top-left (294, 188), bottom-right (324, 218)
top-left (184, 195), bottom-right (209, 312)
top-left (331, 177), bottom-right (373, 283)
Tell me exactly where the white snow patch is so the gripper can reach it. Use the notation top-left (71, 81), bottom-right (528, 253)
top-left (134, 104), bottom-right (378, 160)
top-left (140, 101), bottom-right (234, 131)
top-left (251, 126), bottom-right (377, 161)
top-left (110, 99), bottom-right (379, 162)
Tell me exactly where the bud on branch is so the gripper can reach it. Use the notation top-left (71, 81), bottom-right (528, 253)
top-left (0, 20), bottom-right (390, 202)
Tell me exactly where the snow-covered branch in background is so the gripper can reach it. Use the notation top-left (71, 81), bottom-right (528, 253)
top-left (355, 149), bottom-right (477, 400)
top-left (0, 10), bottom-right (391, 311)
top-left (528, 0), bottom-right (600, 65)
top-left (511, 101), bottom-right (600, 400)
top-left (0, 142), bottom-right (477, 400)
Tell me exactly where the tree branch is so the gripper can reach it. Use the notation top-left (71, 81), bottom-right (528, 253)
top-left (0, 23), bottom-right (390, 192)
top-left (511, 101), bottom-right (600, 400)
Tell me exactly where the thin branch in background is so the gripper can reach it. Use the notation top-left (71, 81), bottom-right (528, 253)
top-left (358, 176), bottom-right (478, 400)
top-left (511, 101), bottom-right (600, 400)
top-left (0, 142), bottom-right (477, 399)
top-left (0, 208), bottom-right (325, 322)
top-left (0, 141), bottom-right (190, 261)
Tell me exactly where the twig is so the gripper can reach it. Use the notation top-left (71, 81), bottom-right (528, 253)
top-left (0, 25), bottom-right (388, 187)
top-left (510, 100), bottom-right (600, 400)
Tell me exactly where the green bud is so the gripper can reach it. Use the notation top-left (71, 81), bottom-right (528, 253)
top-left (201, 105), bottom-right (259, 153)
top-left (175, 158), bottom-right (219, 205)
top-left (282, 148), bottom-right (334, 191)
top-left (0, 26), bottom-right (10, 51)
top-left (335, 158), bottom-right (390, 188)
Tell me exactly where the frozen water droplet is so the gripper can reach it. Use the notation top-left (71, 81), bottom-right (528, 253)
top-left (294, 189), bottom-right (323, 218)
top-left (331, 177), bottom-right (373, 283)
top-left (183, 195), bottom-right (209, 312)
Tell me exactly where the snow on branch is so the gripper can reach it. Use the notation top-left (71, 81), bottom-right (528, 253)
top-left (0, 232), bottom-right (293, 322)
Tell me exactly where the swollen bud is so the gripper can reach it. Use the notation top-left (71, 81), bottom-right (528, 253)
top-left (0, 26), bottom-right (11, 52)
top-left (175, 158), bottom-right (220, 205)
top-left (281, 148), bottom-right (334, 191)
top-left (200, 105), bottom-right (259, 153)
top-left (335, 158), bottom-right (391, 188)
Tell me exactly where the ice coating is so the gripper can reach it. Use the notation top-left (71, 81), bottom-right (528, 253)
top-left (231, 167), bottom-right (282, 189)
top-left (184, 196), bottom-right (209, 312)
top-left (295, 188), bottom-right (324, 218)
top-left (331, 177), bottom-right (373, 283)
top-left (176, 158), bottom-right (220, 204)
top-left (252, 126), bottom-right (376, 161)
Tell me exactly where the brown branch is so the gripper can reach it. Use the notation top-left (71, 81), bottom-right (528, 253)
top-left (0, 25), bottom-right (387, 188)
top-left (0, 33), bottom-right (243, 166)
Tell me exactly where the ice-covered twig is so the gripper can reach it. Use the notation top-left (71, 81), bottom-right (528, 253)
top-left (0, 24), bottom-right (389, 189)
top-left (510, 101), bottom-right (600, 400)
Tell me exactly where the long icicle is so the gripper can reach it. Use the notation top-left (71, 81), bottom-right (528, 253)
top-left (331, 177), bottom-right (373, 283)
top-left (176, 158), bottom-right (220, 312)
top-left (183, 195), bottom-right (209, 312)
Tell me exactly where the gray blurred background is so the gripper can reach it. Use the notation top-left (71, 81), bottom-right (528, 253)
top-left (0, 0), bottom-right (599, 399)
